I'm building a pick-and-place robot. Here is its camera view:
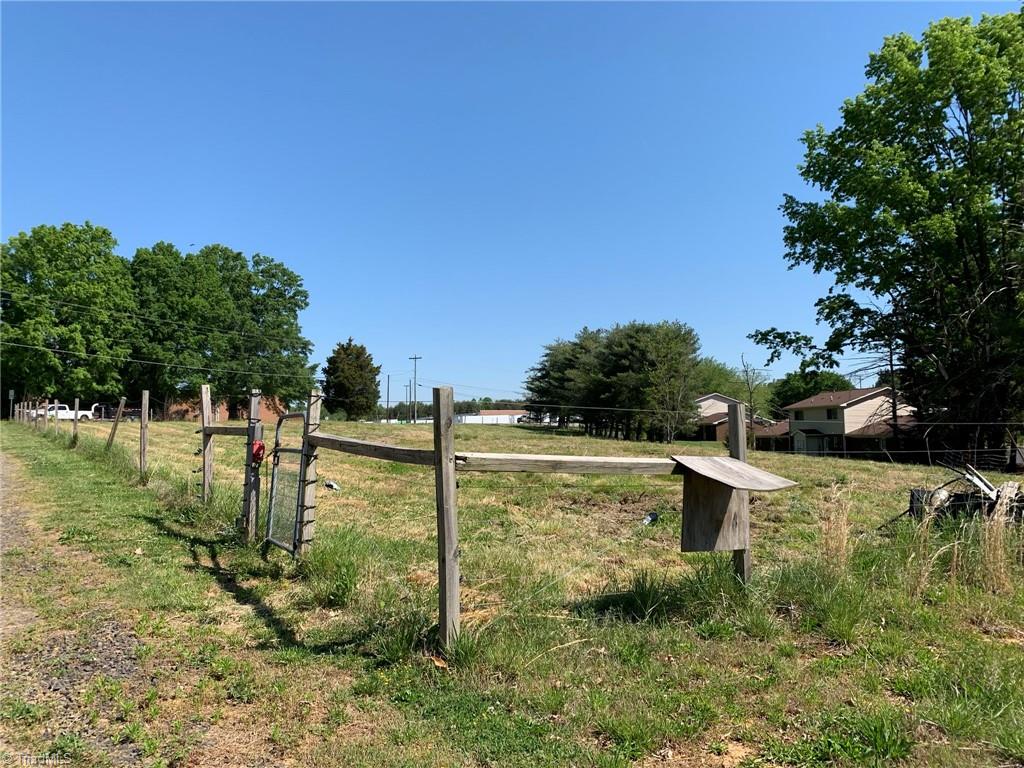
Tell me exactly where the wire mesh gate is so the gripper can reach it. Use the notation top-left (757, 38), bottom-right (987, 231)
top-left (265, 412), bottom-right (307, 554)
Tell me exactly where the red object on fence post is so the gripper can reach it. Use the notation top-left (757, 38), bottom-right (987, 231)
top-left (295, 389), bottom-right (322, 555)
top-left (240, 389), bottom-right (263, 541)
top-left (433, 386), bottom-right (460, 648)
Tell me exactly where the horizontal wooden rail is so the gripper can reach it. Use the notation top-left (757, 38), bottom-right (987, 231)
top-left (309, 432), bottom-right (435, 466)
top-left (454, 452), bottom-right (682, 475)
top-left (200, 424), bottom-right (249, 437)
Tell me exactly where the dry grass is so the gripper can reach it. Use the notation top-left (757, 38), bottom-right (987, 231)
top-left (820, 482), bottom-right (851, 573)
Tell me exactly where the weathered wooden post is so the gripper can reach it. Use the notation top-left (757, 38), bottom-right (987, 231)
top-left (106, 396), bottom-right (126, 450)
top-left (676, 402), bottom-right (796, 584)
top-left (240, 389), bottom-right (263, 541)
top-left (72, 397), bottom-right (80, 443)
top-left (433, 386), bottom-right (460, 647)
top-left (42, 399), bottom-right (50, 432)
top-left (54, 399), bottom-right (61, 435)
top-left (296, 389), bottom-right (322, 555)
top-left (140, 390), bottom-right (149, 482)
top-left (199, 385), bottom-right (213, 503)
top-left (727, 403), bottom-right (750, 581)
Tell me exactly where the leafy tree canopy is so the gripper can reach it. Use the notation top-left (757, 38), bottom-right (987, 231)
top-left (3, 224), bottom-right (314, 412)
top-left (526, 321), bottom-right (719, 441)
top-left (751, 11), bottom-right (1024, 442)
top-left (1, 222), bottom-right (136, 400)
top-left (322, 338), bottom-right (381, 421)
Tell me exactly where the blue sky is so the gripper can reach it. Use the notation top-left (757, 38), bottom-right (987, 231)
top-left (2, 1), bottom-right (1013, 401)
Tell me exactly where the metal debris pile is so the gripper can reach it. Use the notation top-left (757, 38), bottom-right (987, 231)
top-left (909, 464), bottom-right (1022, 523)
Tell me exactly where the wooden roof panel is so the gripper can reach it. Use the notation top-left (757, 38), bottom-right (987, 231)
top-left (671, 456), bottom-right (797, 491)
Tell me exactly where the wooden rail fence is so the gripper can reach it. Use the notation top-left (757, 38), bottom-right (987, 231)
top-left (294, 387), bottom-right (795, 648)
top-left (12, 385), bottom-right (795, 650)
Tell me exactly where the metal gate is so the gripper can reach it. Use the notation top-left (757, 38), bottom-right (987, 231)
top-left (265, 412), bottom-right (307, 554)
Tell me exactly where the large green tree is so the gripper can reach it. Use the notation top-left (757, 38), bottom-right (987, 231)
top-left (322, 338), bottom-right (381, 420)
top-left (1, 222), bottom-right (136, 401)
top-left (525, 321), bottom-right (705, 441)
top-left (752, 11), bottom-right (1024, 448)
top-left (127, 243), bottom-right (314, 415)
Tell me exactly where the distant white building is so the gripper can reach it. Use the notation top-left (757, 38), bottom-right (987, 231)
top-left (456, 409), bottom-right (528, 425)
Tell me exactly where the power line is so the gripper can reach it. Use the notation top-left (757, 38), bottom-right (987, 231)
top-left (0, 340), bottom-right (316, 381)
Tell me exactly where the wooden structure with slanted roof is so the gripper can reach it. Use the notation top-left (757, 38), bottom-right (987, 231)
top-left (672, 455), bottom-right (796, 553)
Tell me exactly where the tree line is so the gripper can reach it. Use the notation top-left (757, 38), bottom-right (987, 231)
top-left (1, 222), bottom-right (314, 417)
top-left (525, 321), bottom-right (753, 442)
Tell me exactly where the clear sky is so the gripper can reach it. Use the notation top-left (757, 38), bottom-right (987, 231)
top-left (2, 1), bottom-right (1014, 401)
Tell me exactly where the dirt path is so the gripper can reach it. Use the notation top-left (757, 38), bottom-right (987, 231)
top-left (0, 453), bottom-right (144, 765)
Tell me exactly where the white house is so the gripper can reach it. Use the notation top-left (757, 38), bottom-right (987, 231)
top-left (784, 387), bottom-right (915, 455)
top-left (692, 393), bottom-right (742, 441)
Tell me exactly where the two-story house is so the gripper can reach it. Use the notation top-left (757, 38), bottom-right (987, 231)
top-left (784, 387), bottom-right (915, 455)
top-left (693, 392), bottom-right (742, 441)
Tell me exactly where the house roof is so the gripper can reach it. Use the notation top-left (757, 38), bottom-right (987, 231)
top-left (698, 411), bottom-right (730, 426)
top-left (695, 392), bottom-right (741, 404)
top-left (754, 420), bottom-right (790, 437)
top-left (846, 415), bottom-right (917, 438)
top-left (479, 409), bottom-right (528, 416)
top-left (783, 387), bottom-right (890, 411)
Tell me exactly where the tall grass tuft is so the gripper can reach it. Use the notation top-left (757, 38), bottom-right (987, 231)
top-left (296, 527), bottom-right (365, 608)
top-left (980, 505), bottom-right (1012, 594)
top-left (820, 482), bottom-right (852, 573)
top-left (905, 511), bottom-right (953, 599)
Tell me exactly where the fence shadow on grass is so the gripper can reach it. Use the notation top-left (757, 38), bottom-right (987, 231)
top-left (140, 512), bottom-right (377, 655)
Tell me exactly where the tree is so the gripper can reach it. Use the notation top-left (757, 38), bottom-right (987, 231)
top-left (1, 222), bottom-right (136, 401)
top-left (184, 245), bottom-right (313, 416)
top-left (525, 321), bottom-right (703, 441)
top-left (127, 242), bottom-right (210, 414)
top-left (751, 11), bottom-right (1024, 449)
top-left (768, 370), bottom-right (855, 417)
top-left (739, 354), bottom-right (769, 439)
top-left (647, 321), bottom-right (701, 442)
top-left (322, 338), bottom-right (381, 420)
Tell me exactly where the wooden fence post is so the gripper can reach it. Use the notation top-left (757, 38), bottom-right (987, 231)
top-left (106, 397), bottom-right (126, 450)
top-left (296, 389), bottom-right (322, 555)
top-left (433, 386), bottom-right (460, 648)
top-left (240, 389), bottom-right (263, 541)
top-left (140, 390), bottom-right (149, 482)
top-left (200, 385), bottom-right (213, 503)
top-left (72, 397), bottom-right (80, 443)
top-left (728, 402), bottom-right (751, 582)
top-left (54, 399), bottom-right (61, 435)
top-left (42, 399), bottom-right (50, 432)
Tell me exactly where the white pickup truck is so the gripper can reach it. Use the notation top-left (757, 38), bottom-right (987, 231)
top-left (34, 403), bottom-right (98, 421)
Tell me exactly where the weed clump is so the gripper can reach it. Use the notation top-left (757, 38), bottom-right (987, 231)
top-left (296, 527), bottom-right (365, 608)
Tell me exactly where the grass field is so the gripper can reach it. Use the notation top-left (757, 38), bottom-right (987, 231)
top-left (1, 418), bottom-right (1022, 767)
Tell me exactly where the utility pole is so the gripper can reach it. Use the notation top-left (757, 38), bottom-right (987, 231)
top-left (409, 355), bottom-right (422, 424)
top-left (386, 374), bottom-right (391, 424)
top-left (405, 383), bottom-right (410, 423)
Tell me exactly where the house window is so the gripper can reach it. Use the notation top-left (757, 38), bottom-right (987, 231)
top-left (794, 410), bottom-right (804, 421)
top-left (826, 408), bottom-right (838, 420)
